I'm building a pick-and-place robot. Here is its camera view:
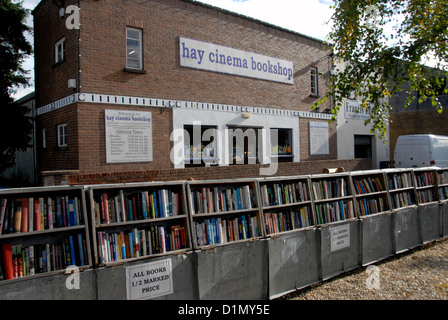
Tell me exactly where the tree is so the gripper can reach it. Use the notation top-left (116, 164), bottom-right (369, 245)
top-left (317, 0), bottom-right (448, 140)
top-left (0, 0), bottom-right (33, 173)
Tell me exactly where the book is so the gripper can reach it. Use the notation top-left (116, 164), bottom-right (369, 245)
top-left (315, 200), bottom-right (354, 224)
top-left (194, 214), bottom-right (259, 246)
top-left (415, 171), bottom-right (434, 187)
top-left (191, 185), bottom-right (255, 214)
top-left (21, 199), bottom-right (29, 233)
top-left (312, 178), bottom-right (349, 200)
top-left (33, 198), bottom-right (41, 231)
top-left (261, 181), bottom-right (310, 207)
top-left (13, 200), bottom-right (22, 233)
top-left (0, 199), bottom-right (7, 235)
top-left (2, 243), bottom-right (14, 280)
top-left (94, 188), bottom-right (181, 224)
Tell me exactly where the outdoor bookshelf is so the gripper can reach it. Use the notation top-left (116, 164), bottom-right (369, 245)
top-left (310, 173), bottom-right (355, 225)
top-left (0, 185), bottom-right (91, 282)
top-left (437, 167), bottom-right (448, 238)
top-left (87, 181), bottom-right (191, 266)
top-left (258, 176), bottom-right (315, 236)
top-left (350, 170), bottom-right (390, 217)
top-left (436, 168), bottom-right (448, 202)
top-left (413, 168), bottom-right (438, 204)
top-left (385, 169), bottom-right (416, 209)
top-left (186, 179), bottom-right (263, 248)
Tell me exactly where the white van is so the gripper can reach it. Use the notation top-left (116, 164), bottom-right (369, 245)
top-left (393, 134), bottom-right (448, 168)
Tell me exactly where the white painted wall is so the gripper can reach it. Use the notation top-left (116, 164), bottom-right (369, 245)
top-left (336, 99), bottom-right (390, 169)
top-left (172, 107), bottom-right (300, 169)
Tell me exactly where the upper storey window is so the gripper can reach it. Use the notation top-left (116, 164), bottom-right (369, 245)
top-left (310, 67), bottom-right (318, 97)
top-left (54, 37), bottom-right (65, 64)
top-left (126, 27), bottom-right (143, 70)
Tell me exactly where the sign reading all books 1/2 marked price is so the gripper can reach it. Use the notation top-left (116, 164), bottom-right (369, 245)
top-left (330, 224), bottom-right (350, 252)
top-left (126, 259), bottom-right (173, 300)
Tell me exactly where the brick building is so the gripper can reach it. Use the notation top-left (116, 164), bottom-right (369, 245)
top-left (32, 0), bottom-right (370, 185)
top-left (389, 81), bottom-right (448, 162)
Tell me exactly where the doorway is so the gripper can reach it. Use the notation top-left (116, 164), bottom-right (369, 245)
top-left (354, 135), bottom-right (372, 158)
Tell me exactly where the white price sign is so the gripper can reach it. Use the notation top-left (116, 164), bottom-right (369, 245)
top-left (330, 224), bottom-right (350, 252)
top-left (126, 259), bottom-right (173, 300)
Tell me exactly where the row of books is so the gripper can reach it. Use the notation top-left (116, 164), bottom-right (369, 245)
top-left (93, 189), bottom-right (182, 225)
top-left (388, 173), bottom-right (413, 190)
top-left (0, 196), bottom-right (83, 236)
top-left (390, 191), bottom-right (415, 208)
top-left (415, 171), bottom-right (435, 188)
top-left (264, 206), bottom-right (313, 235)
top-left (352, 176), bottom-right (386, 195)
top-left (358, 196), bottom-right (388, 216)
top-left (417, 189), bottom-right (436, 203)
top-left (190, 185), bottom-right (256, 214)
top-left (439, 186), bottom-right (448, 200)
top-left (437, 171), bottom-right (448, 185)
top-left (259, 181), bottom-right (310, 207)
top-left (1, 234), bottom-right (86, 280)
top-left (315, 200), bottom-right (355, 225)
top-left (97, 225), bottom-right (187, 264)
top-left (194, 215), bottom-right (259, 246)
top-left (311, 178), bottom-right (350, 201)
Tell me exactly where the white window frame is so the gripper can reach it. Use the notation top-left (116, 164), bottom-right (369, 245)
top-left (311, 67), bottom-right (318, 96)
top-left (55, 37), bottom-right (65, 64)
top-left (57, 123), bottom-right (67, 147)
top-left (126, 27), bottom-right (143, 70)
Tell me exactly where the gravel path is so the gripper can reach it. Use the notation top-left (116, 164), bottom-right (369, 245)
top-left (283, 237), bottom-right (448, 300)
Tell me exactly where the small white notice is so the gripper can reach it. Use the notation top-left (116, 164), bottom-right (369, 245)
top-left (105, 109), bottom-right (153, 163)
top-left (309, 121), bottom-right (329, 155)
top-left (126, 259), bottom-right (173, 300)
top-left (330, 224), bottom-right (350, 252)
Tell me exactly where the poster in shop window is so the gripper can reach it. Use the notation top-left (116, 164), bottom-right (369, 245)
top-left (105, 109), bottom-right (153, 163)
top-left (309, 121), bottom-right (329, 155)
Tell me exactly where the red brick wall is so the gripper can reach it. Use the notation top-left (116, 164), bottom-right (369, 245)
top-left (299, 118), bottom-right (337, 161)
top-left (78, 0), bottom-right (331, 110)
top-left (389, 109), bottom-right (448, 162)
top-left (34, 0), bottom-right (336, 178)
top-left (33, 0), bottom-right (80, 107)
top-left (61, 158), bottom-right (371, 186)
top-left (77, 102), bottom-right (173, 173)
top-left (37, 104), bottom-right (79, 171)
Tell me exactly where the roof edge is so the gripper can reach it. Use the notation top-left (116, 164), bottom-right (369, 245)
top-left (182, 0), bottom-right (328, 46)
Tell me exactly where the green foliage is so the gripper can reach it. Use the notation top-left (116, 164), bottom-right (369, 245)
top-left (318, 0), bottom-right (448, 140)
top-left (0, 0), bottom-right (33, 173)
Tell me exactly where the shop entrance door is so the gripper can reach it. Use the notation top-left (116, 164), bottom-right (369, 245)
top-left (228, 126), bottom-right (262, 165)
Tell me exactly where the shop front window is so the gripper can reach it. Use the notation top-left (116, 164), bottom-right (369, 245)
top-left (271, 128), bottom-right (293, 162)
top-left (184, 124), bottom-right (217, 167)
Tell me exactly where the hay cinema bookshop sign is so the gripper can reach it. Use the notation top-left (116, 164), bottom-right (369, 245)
top-left (180, 37), bottom-right (294, 84)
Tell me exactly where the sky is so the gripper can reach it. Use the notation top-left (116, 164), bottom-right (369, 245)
top-left (13, 0), bottom-right (335, 100)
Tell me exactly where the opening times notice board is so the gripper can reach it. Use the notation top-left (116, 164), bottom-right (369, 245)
top-left (105, 109), bottom-right (153, 163)
top-left (309, 121), bottom-right (329, 155)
